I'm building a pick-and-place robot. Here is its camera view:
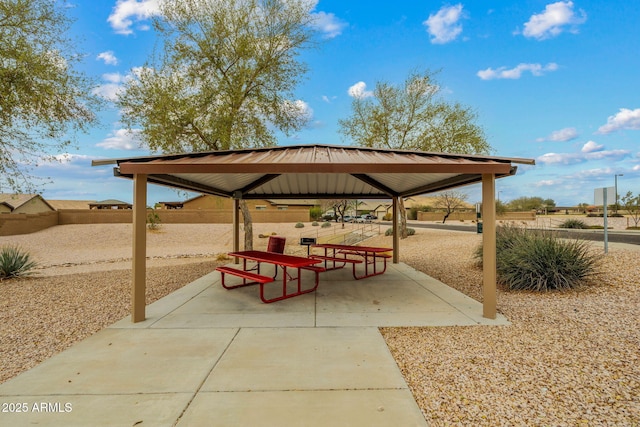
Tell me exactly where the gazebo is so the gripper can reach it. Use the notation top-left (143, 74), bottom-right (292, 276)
top-left (93, 144), bottom-right (534, 322)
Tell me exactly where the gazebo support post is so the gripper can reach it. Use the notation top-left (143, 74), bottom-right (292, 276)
top-left (392, 197), bottom-right (400, 264)
top-left (132, 173), bottom-right (147, 323)
top-left (233, 198), bottom-right (240, 264)
top-left (482, 173), bottom-right (497, 319)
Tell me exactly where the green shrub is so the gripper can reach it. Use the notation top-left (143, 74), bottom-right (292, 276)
top-left (558, 219), bottom-right (588, 229)
top-left (475, 225), bottom-right (598, 291)
top-left (312, 221), bottom-right (319, 226)
top-left (295, 222), bottom-right (304, 228)
top-left (321, 221), bottom-right (331, 228)
top-left (146, 209), bottom-right (161, 230)
top-left (0, 245), bottom-right (38, 279)
top-left (384, 227), bottom-right (415, 236)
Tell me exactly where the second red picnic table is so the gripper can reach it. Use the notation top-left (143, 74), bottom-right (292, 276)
top-left (310, 243), bottom-right (392, 279)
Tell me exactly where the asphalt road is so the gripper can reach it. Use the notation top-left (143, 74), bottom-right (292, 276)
top-left (380, 221), bottom-right (640, 246)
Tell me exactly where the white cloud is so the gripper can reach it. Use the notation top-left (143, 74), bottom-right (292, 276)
top-left (40, 153), bottom-right (96, 167)
top-left (347, 81), bottom-right (373, 99)
top-left (477, 63), bottom-right (558, 80)
top-left (92, 72), bottom-right (129, 101)
top-left (536, 127), bottom-right (578, 142)
top-left (521, 1), bottom-right (587, 40)
top-left (282, 99), bottom-right (313, 122)
top-left (567, 167), bottom-right (614, 180)
top-left (96, 129), bottom-right (143, 150)
top-left (423, 4), bottom-right (465, 44)
top-left (310, 11), bottom-right (347, 39)
top-left (597, 108), bottom-right (640, 134)
top-left (107, 0), bottom-right (162, 35)
top-left (97, 51), bottom-right (118, 65)
top-left (537, 146), bottom-right (630, 165)
top-left (581, 140), bottom-right (603, 153)
top-left (535, 179), bottom-right (562, 187)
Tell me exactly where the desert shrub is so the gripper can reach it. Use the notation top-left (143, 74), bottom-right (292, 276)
top-left (312, 221), bottom-right (319, 226)
top-left (384, 227), bottom-right (415, 236)
top-left (216, 253), bottom-right (231, 261)
top-left (558, 219), bottom-right (588, 229)
top-left (0, 245), bottom-right (38, 279)
top-left (146, 209), bottom-right (161, 230)
top-left (475, 225), bottom-right (598, 291)
top-left (295, 222), bottom-right (304, 228)
top-left (321, 221), bottom-right (331, 228)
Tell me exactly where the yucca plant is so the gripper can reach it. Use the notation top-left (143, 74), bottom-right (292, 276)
top-left (475, 224), bottom-right (598, 291)
top-left (0, 245), bottom-right (38, 279)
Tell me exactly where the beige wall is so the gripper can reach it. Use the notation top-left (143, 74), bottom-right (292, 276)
top-left (0, 211), bottom-right (59, 236)
top-left (417, 211), bottom-right (536, 222)
top-left (0, 208), bottom-right (310, 236)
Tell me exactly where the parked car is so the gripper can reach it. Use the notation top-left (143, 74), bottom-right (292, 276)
top-left (341, 215), bottom-right (354, 223)
top-left (354, 215), bottom-right (372, 223)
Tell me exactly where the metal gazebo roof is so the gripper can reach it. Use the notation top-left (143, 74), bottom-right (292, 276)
top-left (93, 144), bottom-right (534, 199)
top-left (92, 144), bottom-right (535, 323)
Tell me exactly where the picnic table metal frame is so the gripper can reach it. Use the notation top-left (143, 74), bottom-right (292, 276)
top-left (224, 250), bottom-right (323, 303)
top-left (310, 243), bottom-right (392, 279)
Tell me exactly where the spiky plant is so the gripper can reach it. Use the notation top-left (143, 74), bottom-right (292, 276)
top-left (475, 224), bottom-right (599, 291)
top-left (0, 245), bottom-right (38, 279)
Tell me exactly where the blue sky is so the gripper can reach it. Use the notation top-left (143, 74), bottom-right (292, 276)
top-left (35, 0), bottom-right (640, 206)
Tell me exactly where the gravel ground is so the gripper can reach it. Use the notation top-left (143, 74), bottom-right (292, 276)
top-left (1, 223), bottom-right (639, 425)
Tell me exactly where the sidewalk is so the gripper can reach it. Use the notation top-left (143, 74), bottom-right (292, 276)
top-left (0, 263), bottom-right (508, 426)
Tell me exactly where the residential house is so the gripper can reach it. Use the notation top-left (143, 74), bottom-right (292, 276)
top-left (0, 194), bottom-right (55, 214)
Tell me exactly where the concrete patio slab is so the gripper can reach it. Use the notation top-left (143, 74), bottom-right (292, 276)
top-left (202, 327), bottom-right (407, 392)
top-left (0, 393), bottom-right (193, 427)
top-left (178, 389), bottom-right (427, 427)
top-left (1, 328), bottom-right (238, 395)
top-left (0, 262), bottom-right (507, 426)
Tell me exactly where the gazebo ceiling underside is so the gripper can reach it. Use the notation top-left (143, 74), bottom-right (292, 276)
top-left (104, 145), bottom-right (534, 199)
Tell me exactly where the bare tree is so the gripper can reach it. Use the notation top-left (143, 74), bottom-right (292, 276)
top-left (621, 191), bottom-right (640, 227)
top-left (434, 191), bottom-right (469, 224)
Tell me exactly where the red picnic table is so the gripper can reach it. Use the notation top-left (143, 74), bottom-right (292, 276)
top-left (310, 243), bottom-right (392, 279)
top-left (216, 250), bottom-right (324, 303)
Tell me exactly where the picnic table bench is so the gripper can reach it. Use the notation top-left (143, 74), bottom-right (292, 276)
top-left (217, 250), bottom-right (324, 303)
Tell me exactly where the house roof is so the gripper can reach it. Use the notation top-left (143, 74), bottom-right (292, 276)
top-left (89, 199), bottom-right (132, 207)
top-left (0, 193), bottom-right (55, 211)
top-left (47, 200), bottom-right (96, 210)
top-left (93, 144), bottom-right (535, 200)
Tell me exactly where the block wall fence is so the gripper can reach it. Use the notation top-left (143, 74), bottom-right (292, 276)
top-left (0, 209), bottom-right (310, 236)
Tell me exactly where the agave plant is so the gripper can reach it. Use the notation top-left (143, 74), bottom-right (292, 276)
top-left (0, 245), bottom-right (38, 279)
top-left (475, 224), bottom-right (599, 291)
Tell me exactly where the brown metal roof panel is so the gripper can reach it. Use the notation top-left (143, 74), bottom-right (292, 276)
top-left (118, 160), bottom-right (513, 175)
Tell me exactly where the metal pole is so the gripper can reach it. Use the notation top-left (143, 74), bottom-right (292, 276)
top-left (614, 173), bottom-right (624, 214)
top-left (603, 190), bottom-right (608, 254)
top-left (615, 175), bottom-right (618, 214)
